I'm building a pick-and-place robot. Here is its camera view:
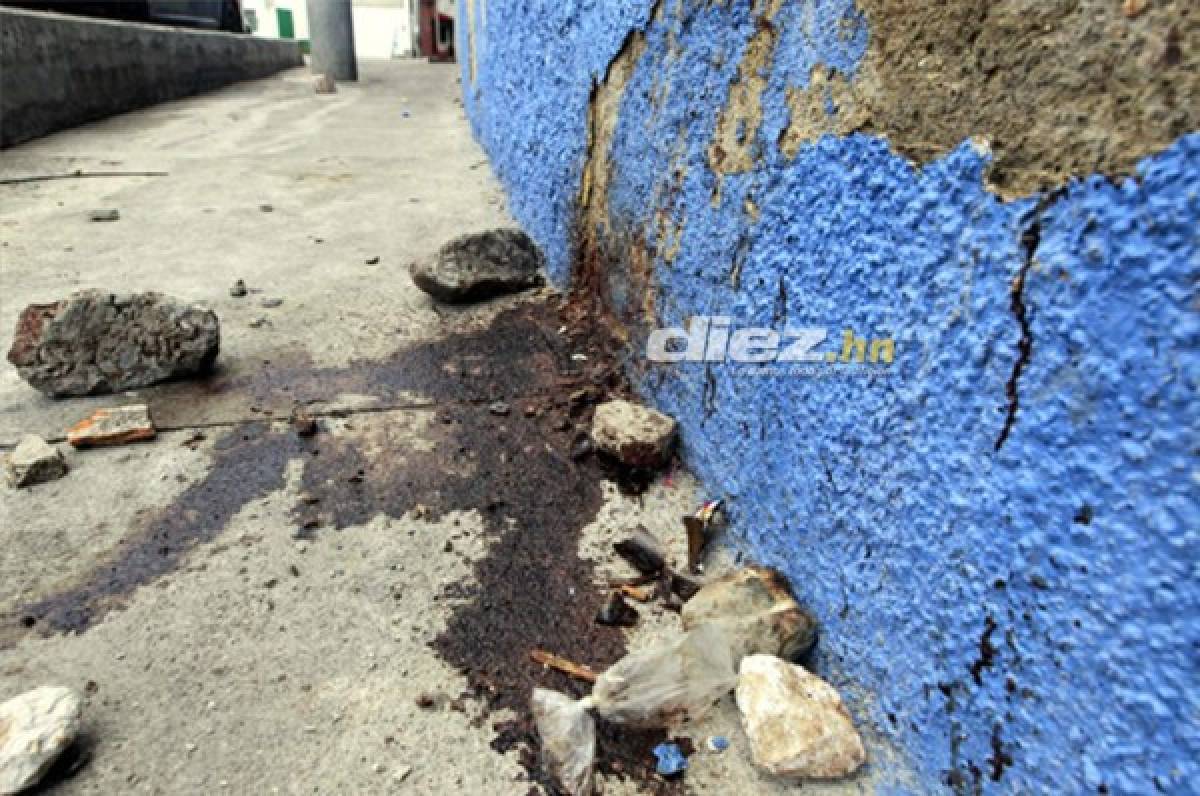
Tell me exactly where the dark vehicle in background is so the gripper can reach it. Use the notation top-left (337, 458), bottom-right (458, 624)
top-left (2, 1), bottom-right (245, 32)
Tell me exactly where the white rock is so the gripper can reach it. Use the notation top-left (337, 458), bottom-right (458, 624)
top-left (735, 655), bottom-right (865, 780)
top-left (590, 400), bottom-right (677, 469)
top-left (0, 686), bottom-right (83, 795)
top-left (4, 435), bottom-right (67, 489)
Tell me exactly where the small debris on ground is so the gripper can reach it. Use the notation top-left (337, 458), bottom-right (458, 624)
top-left (618, 583), bottom-right (656, 602)
top-left (652, 742), bottom-right (688, 777)
top-left (5, 434), bottom-right (68, 489)
top-left (260, 297), bottom-right (283, 309)
top-left (0, 686), bottom-right (84, 794)
top-left (706, 735), bottom-right (730, 753)
top-left (67, 405), bottom-right (156, 448)
top-left (7, 290), bottom-right (219, 397)
top-left (595, 591), bottom-right (640, 627)
top-left (290, 407), bottom-right (318, 437)
top-left (736, 654), bottom-right (866, 780)
top-left (613, 527), bottom-right (666, 575)
top-left (410, 228), bottom-right (545, 304)
top-left (414, 692), bottom-right (437, 709)
top-left (88, 208), bottom-right (119, 222)
top-left (684, 499), bottom-right (724, 572)
top-left (365, 256), bottom-right (380, 265)
top-left (249, 316), bottom-right (269, 328)
top-left (1122, 0), bottom-right (1149, 18)
top-left (529, 649), bottom-right (598, 683)
top-left (487, 401), bottom-right (510, 416)
top-left (591, 399), bottom-right (678, 470)
top-left (314, 74), bottom-right (336, 94)
top-left (229, 279), bottom-right (247, 298)
top-left (259, 203), bottom-right (274, 213)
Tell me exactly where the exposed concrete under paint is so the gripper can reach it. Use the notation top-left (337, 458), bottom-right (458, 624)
top-left (0, 8), bottom-right (303, 148)
top-left (782, 0), bottom-right (1199, 196)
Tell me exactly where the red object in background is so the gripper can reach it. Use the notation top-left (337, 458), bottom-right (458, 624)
top-left (417, 0), bottom-right (454, 61)
top-left (418, 0), bottom-right (436, 57)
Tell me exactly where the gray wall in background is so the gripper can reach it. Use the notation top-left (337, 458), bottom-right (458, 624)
top-left (0, 8), bottom-right (304, 148)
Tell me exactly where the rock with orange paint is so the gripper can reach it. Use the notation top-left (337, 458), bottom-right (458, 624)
top-left (735, 655), bottom-right (866, 781)
top-left (67, 406), bottom-right (156, 448)
top-left (6, 290), bottom-right (219, 398)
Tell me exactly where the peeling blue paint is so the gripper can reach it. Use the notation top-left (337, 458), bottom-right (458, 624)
top-left (461, 1), bottom-right (1200, 792)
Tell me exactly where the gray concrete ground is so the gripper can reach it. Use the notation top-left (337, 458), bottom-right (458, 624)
top-left (0, 62), bottom-right (881, 794)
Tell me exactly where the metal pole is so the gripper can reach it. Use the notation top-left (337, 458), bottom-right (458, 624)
top-left (306, 0), bottom-right (358, 81)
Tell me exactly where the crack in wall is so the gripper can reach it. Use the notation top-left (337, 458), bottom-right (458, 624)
top-left (995, 189), bottom-right (1063, 451)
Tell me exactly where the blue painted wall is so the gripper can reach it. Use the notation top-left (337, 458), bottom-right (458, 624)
top-left (461, 1), bottom-right (1200, 793)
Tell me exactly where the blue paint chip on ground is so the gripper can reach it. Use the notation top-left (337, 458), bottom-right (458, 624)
top-left (707, 735), bottom-right (730, 753)
top-left (653, 742), bottom-right (688, 776)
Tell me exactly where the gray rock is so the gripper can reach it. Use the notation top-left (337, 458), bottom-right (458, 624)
top-left (88, 208), bottom-right (119, 222)
top-left (736, 655), bottom-right (865, 780)
top-left (410, 228), bottom-right (545, 304)
top-left (590, 399), bottom-right (677, 469)
top-left (229, 279), bottom-right (247, 298)
top-left (6, 290), bottom-right (219, 397)
top-left (0, 686), bottom-right (83, 795)
top-left (4, 435), bottom-right (67, 489)
top-left (682, 567), bottom-right (818, 664)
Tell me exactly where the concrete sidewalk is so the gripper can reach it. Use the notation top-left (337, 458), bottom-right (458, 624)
top-left (0, 62), bottom-right (866, 794)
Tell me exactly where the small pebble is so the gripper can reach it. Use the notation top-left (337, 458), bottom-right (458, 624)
top-left (488, 401), bottom-right (510, 416)
top-left (230, 279), bottom-right (247, 298)
top-left (260, 204), bottom-right (274, 213)
top-left (89, 208), bottom-right (120, 222)
top-left (260, 297), bottom-right (283, 309)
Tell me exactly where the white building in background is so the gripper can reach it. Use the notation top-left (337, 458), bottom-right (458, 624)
top-left (240, 0), bottom-right (420, 59)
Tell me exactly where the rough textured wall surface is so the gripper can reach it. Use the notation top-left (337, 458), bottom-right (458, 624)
top-left (0, 9), bottom-right (303, 148)
top-left (461, 1), bottom-right (1199, 793)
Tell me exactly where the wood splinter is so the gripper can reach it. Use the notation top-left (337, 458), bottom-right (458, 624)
top-left (530, 649), bottom-right (598, 683)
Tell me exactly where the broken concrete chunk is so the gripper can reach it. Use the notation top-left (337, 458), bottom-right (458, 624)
top-left (6, 290), bottom-right (220, 397)
top-left (410, 228), bottom-right (545, 304)
top-left (682, 567), bottom-right (818, 663)
top-left (590, 399), bottom-right (677, 470)
top-left (0, 686), bottom-right (83, 795)
top-left (5, 435), bottom-right (67, 489)
top-left (67, 405), bottom-right (156, 448)
top-left (736, 655), bottom-right (866, 781)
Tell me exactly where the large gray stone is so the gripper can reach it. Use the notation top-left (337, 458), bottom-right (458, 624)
top-left (0, 686), bottom-right (83, 795)
top-left (4, 435), bottom-right (67, 489)
top-left (410, 228), bottom-right (545, 303)
top-left (7, 290), bottom-right (219, 398)
top-left (736, 655), bottom-right (865, 781)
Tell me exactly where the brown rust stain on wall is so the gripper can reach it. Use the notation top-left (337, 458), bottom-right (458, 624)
top-left (708, 0), bottom-right (787, 176)
top-left (781, 0), bottom-right (1199, 197)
